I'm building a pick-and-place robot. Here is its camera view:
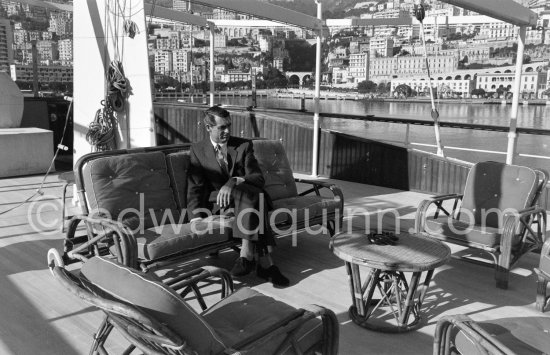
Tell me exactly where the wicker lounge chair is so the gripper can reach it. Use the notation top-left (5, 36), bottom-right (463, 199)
top-left (47, 248), bottom-right (339, 355)
top-left (433, 314), bottom-right (550, 355)
top-left (415, 161), bottom-right (547, 289)
top-left (535, 234), bottom-right (550, 312)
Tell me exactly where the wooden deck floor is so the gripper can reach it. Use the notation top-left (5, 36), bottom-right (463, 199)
top-left (0, 171), bottom-right (549, 354)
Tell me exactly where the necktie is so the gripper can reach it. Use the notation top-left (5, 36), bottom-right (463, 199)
top-left (215, 144), bottom-right (229, 175)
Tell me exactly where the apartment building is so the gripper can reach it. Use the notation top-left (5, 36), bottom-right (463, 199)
top-left (14, 64), bottom-right (72, 83)
top-left (172, 49), bottom-right (191, 73)
top-left (349, 52), bottom-right (370, 83)
top-left (370, 37), bottom-right (393, 58)
top-left (154, 50), bottom-right (172, 75)
top-left (0, 19), bottom-right (13, 73)
top-left (58, 38), bottom-right (72, 65)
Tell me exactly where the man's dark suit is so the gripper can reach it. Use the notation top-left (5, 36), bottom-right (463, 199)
top-left (187, 137), bottom-right (274, 245)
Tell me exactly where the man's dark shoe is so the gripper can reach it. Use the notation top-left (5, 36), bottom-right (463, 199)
top-left (231, 257), bottom-right (255, 277)
top-left (257, 265), bottom-right (290, 287)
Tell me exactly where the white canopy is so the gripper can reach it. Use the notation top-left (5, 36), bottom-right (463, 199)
top-left (193, 0), bottom-right (323, 33)
top-left (439, 0), bottom-right (537, 27)
top-left (143, 4), bottom-right (211, 28)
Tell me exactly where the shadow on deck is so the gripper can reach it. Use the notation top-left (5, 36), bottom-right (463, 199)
top-left (0, 172), bottom-right (548, 354)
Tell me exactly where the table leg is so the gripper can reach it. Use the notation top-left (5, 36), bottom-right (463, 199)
top-left (349, 269), bottom-right (435, 333)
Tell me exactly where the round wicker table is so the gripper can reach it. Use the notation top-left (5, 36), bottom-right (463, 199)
top-left (331, 231), bottom-right (450, 333)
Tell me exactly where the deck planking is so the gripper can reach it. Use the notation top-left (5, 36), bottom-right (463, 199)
top-left (0, 172), bottom-right (548, 354)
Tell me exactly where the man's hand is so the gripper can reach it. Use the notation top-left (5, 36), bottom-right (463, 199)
top-left (217, 184), bottom-right (233, 208)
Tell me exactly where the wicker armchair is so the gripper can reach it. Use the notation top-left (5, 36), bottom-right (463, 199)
top-left (415, 161), bottom-right (548, 289)
top-left (47, 249), bottom-right (339, 355)
top-left (434, 314), bottom-right (550, 355)
top-left (535, 235), bottom-right (550, 312)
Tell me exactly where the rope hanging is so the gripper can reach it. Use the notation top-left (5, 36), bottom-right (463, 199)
top-left (86, 101), bottom-right (117, 151)
top-left (107, 60), bottom-right (129, 112)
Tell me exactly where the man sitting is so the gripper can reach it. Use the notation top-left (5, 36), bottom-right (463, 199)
top-left (187, 105), bottom-right (289, 287)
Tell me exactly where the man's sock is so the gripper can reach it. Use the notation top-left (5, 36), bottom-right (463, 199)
top-left (240, 239), bottom-right (254, 260)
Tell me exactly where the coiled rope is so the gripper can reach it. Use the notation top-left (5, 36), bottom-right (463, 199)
top-left (86, 101), bottom-right (117, 152)
top-left (107, 60), bottom-right (129, 112)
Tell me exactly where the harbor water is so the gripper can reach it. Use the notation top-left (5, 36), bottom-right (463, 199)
top-left (213, 96), bottom-right (550, 172)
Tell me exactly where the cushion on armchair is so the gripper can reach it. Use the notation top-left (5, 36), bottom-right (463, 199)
top-left (81, 256), bottom-right (227, 355)
top-left (461, 162), bottom-right (539, 228)
top-left (165, 151), bottom-right (191, 214)
top-left (83, 151), bottom-right (179, 229)
top-left (253, 140), bottom-right (298, 201)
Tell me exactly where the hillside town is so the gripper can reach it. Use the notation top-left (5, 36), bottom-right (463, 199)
top-left (2, 0), bottom-right (550, 99)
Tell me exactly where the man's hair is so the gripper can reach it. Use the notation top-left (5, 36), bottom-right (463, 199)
top-left (204, 105), bottom-right (231, 126)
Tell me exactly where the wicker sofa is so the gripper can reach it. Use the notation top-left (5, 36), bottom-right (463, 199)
top-left (63, 140), bottom-right (344, 270)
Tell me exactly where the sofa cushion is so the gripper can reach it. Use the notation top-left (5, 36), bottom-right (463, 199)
top-left (253, 140), bottom-right (298, 201)
top-left (83, 151), bottom-right (178, 229)
top-left (202, 287), bottom-right (323, 354)
top-left (455, 317), bottom-right (550, 355)
top-left (166, 151), bottom-right (190, 216)
top-left (461, 161), bottom-right (538, 228)
top-left (80, 256), bottom-right (227, 355)
top-left (134, 216), bottom-right (233, 261)
top-left (269, 196), bottom-right (340, 228)
top-left (425, 216), bottom-right (507, 248)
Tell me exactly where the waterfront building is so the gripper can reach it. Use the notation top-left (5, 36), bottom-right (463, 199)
top-left (220, 70), bottom-right (251, 83)
top-left (369, 54), bottom-right (457, 81)
top-left (13, 64), bottom-right (72, 83)
top-left (476, 71), bottom-right (546, 98)
top-left (0, 19), bottom-right (13, 73)
top-left (390, 77), bottom-right (474, 97)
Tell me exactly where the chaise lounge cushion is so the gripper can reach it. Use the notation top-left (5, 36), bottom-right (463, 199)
top-left (455, 317), bottom-right (550, 355)
top-left (81, 256), bottom-right (227, 355)
top-left (202, 287), bottom-right (323, 354)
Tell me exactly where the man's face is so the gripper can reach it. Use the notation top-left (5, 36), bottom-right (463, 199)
top-left (206, 115), bottom-right (231, 144)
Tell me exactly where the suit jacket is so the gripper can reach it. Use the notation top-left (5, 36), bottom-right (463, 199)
top-left (187, 136), bottom-right (265, 220)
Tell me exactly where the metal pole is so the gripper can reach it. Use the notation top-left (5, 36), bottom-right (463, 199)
top-left (31, 40), bottom-right (39, 97)
top-left (506, 26), bottom-right (526, 165)
top-left (418, 14), bottom-right (444, 157)
top-left (312, 0), bottom-right (322, 177)
top-left (209, 24), bottom-right (215, 105)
